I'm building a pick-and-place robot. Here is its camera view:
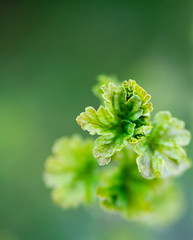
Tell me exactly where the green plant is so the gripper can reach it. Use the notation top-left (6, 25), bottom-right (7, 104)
top-left (43, 75), bottom-right (191, 225)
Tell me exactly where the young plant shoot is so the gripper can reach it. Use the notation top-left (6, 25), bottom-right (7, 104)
top-left (44, 75), bottom-right (191, 225)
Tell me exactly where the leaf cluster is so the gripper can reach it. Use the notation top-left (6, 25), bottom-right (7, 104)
top-left (44, 75), bottom-right (191, 225)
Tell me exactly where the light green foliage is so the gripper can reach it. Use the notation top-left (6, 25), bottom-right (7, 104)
top-left (44, 135), bottom-right (97, 208)
top-left (96, 146), bottom-right (182, 224)
top-left (44, 75), bottom-right (191, 225)
top-left (135, 111), bottom-right (191, 179)
top-left (76, 79), bottom-right (153, 165)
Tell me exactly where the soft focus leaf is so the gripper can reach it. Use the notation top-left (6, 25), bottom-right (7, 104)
top-left (96, 145), bottom-right (183, 224)
top-left (92, 74), bottom-right (120, 101)
top-left (43, 135), bottom-right (97, 208)
top-left (135, 111), bottom-right (191, 179)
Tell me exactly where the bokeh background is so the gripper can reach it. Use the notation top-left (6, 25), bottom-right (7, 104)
top-left (0, 0), bottom-right (193, 239)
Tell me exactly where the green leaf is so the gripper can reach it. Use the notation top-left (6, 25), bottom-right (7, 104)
top-left (96, 145), bottom-right (183, 224)
top-left (77, 78), bottom-right (153, 165)
top-left (93, 133), bottom-right (127, 166)
top-left (135, 111), bottom-right (191, 179)
top-left (43, 135), bottom-right (97, 208)
top-left (76, 106), bottom-right (115, 135)
top-left (134, 125), bottom-right (152, 136)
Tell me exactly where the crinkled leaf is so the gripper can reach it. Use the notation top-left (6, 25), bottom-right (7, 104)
top-left (93, 133), bottom-right (127, 166)
top-left (135, 111), bottom-right (191, 179)
top-left (77, 78), bottom-right (153, 165)
top-left (134, 125), bottom-right (152, 137)
top-left (76, 106), bottom-right (115, 135)
top-left (43, 135), bottom-right (97, 208)
top-left (96, 146), bottom-right (182, 224)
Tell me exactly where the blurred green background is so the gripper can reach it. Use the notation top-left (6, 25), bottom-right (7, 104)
top-left (0, 0), bottom-right (193, 239)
